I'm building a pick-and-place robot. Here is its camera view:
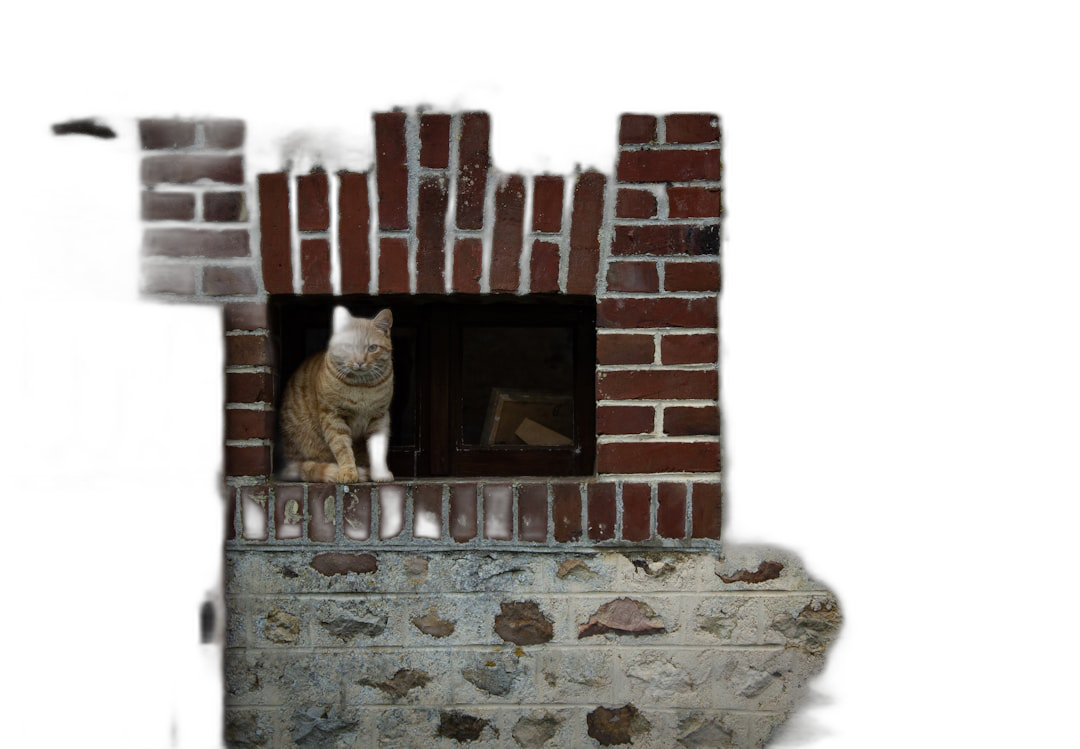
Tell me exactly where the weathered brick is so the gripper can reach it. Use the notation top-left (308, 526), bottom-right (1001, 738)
top-left (606, 261), bottom-right (659, 293)
top-left (612, 224), bottom-right (720, 256)
top-left (597, 334), bottom-right (654, 365)
top-left (567, 171), bottom-right (606, 295)
top-left (616, 189), bottom-right (657, 218)
top-left (142, 154), bottom-right (244, 184)
top-left (597, 405), bottom-right (655, 435)
top-left (664, 261), bottom-right (721, 292)
top-left (483, 484), bottom-right (513, 540)
top-left (225, 303), bottom-right (269, 331)
top-left (203, 119), bottom-right (245, 149)
top-left (143, 228), bottom-right (250, 258)
top-left (420, 113), bottom-right (451, 168)
top-left (343, 487), bottom-right (372, 541)
top-left (274, 484), bottom-right (304, 539)
top-left (664, 405), bottom-right (720, 436)
top-left (307, 484), bottom-right (336, 542)
top-left (338, 171), bottom-right (371, 294)
top-left (258, 173), bottom-right (292, 293)
top-left (226, 445), bottom-right (271, 477)
top-left (374, 112), bottom-right (408, 230)
top-left (597, 369), bottom-right (718, 401)
top-left (203, 191), bottom-right (246, 222)
top-left (140, 264), bottom-right (196, 295)
top-left (225, 487), bottom-right (237, 541)
top-left (379, 237), bottom-right (409, 294)
top-left (598, 297), bottom-right (717, 329)
top-left (226, 372), bottom-right (273, 404)
top-left (597, 441), bottom-right (720, 474)
top-left (668, 186), bottom-right (722, 218)
top-left (413, 484), bottom-right (443, 539)
top-left (552, 482), bottom-right (582, 542)
top-left (203, 266), bottom-right (257, 296)
top-left (617, 149), bottom-right (721, 183)
top-left (665, 113), bottom-right (720, 144)
top-left (661, 333), bottom-right (719, 364)
top-left (619, 114), bottom-right (657, 145)
top-left (142, 191), bottom-right (195, 221)
top-left (532, 175), bottom-right (564, 232)
top-left (226, 334), bottom-right (271, 366)
top-left (691, 482), bottom-right (722, 539)
top-left (530, 240), bottom-right (560, 293)
top-left (139, 119), bottom-right (196, 150)
top-left (456, 112), bottom-right (490, 230)
top-left (226, 408), bottom-right (273, 441)
top-left (621, 483), bottom-right (651, 541)
top-left (491, 174), bottom-right (525, 293)
top-left (518, 483), bottom-right (548, 542)
top-left (452, 238), bottom-right (482, 293)
top-left (240, 485), bottom-right (270, 540)
top-left (297, 172), bottom-right (330, 232)
top-left (301, 238), bottom-right (332, 294)
top-left (450, 483), bottom-right (477, 542)
top-left (416, 176), bottom-right (449, 293)
top-left (657, 483), bottom-right (687, 538)
top-left (587, 482), bottom-right (616, 540)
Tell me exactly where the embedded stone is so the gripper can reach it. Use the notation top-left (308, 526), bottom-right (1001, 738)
top-left (403, 556), bottom-right (429, 577)
top-left (462, 658), bottom-right (520, 696)
top-left (678, 719), bottom-right (734, 748)
top-left (587, 704), bottom-right (651, 746)
top-left (626, 655), bottom-right (693, 699)
top-left (771, 600), bottom-right (841, 655)
top-left (310, 552), bottom-right (377, 576)
top-left (698, 612), bottom-right (737, 639)
top-left (718, 560), bottom-right (784, 584)
top-left (512, 714), bottom-right (560, 747)
top-left (437, 711), bottom-right (495, 741)
top-left (263, 607), bottom-right (300, 644)
top-left (494, 601), bottom-right (554, 645)
top-left (556, 559), bottom-right (595, 578)
top-left (579, 598), bottom-right (666, 638)
top-left (359, 668), bottom-right (431, 698)
top-left (290, 706), bottom-right (358, 747)
top-left (630, 558), bottom-right (677, 577)
top-left (411, 607), bottom-right (456, 638)
top-left (735, 667), bottom-right (776, 698)
top-left (224, 711), bottom-right (270, 747)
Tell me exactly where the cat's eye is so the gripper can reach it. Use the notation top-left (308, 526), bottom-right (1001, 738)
top-left (367, 344), bottom-right (379, 352)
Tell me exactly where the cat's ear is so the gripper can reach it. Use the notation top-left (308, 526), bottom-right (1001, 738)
top-left (373, 309), bottom-right (393, 335)
top-left (332, 306), bottom-right (355, 333)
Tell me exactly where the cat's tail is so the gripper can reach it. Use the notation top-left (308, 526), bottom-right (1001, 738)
top-left (280, 459), bottom-right (369, 483)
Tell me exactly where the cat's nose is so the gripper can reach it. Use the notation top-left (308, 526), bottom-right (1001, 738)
top-left (349, 362), bottom-right (361, 370)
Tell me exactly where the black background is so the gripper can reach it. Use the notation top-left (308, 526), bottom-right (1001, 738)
top-left (19, 66), bottom-right (911, 749)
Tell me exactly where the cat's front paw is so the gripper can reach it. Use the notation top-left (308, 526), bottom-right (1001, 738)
top-left (337, 465), bottom-right (362, 483)
top-left (370, 469), bottom-right (395, 483)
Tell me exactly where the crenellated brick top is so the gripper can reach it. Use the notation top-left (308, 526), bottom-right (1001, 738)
top-left (139, 109), bottom-right (723, 540)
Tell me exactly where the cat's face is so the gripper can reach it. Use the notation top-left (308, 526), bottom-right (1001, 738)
top-left (327, 307), bottom-right (393, 384)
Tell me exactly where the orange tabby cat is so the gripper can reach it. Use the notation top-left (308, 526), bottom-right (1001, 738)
top-left (279, 307), bottom-right (395, 483)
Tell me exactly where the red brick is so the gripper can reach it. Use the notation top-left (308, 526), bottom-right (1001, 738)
top-left (301, 238), bottom-right (332, 294)
top-left (691, 482), bottom-right (722, 539)
top-left (226, 408), bottom-right (273, 441)
top-left (258, 173), bottom-right (293, 293)
top-left (491, 175), bottom-right (525, 293)
top-left (416, 176), bottom-right (449, 293)
top-left (240, 486), bottom-right (269, 540)
top-left (307, 484), bottom-right (336, 542)
top-left (274, 484), bottom-right (304, 539)
top-left (597, 369), bottom-right (718, 401)
top-left (621, 483), bottom-right (651, 541)
top-left (567, 171), bottom-right (606, 295)
top-left (532, 176), bottom-right (564, 232)
top-left (142, 154), bottom-right (243, 184)
top-left (664, 261), bottom-right (720, 292)
top-left (612, 224), bottom-right (719, 256)
top-left (338, 171), bottom-right (371, 294)
top-left (203, 266), bottom-right (257, 296)
top-left (225, 487), bottom-right (237, 540)
top-left (203, 119), bottom-right (245, 149)
top-left (226, 445), bottom-right (271, 477)
top-left (552, 482), bottom-right (582, 542)
top-left (378, 487), bottom-right (406, 539)
top-left (606, 261), bottom-right (659, 293)
top-left (141, 264), bottom-right (196, 295)
top-left (665, 113), bottom-right (720, 144)
top-left (143, 228), bottom-right (250, 258)
top-left (530, 240), bottom-right (560, 293)
top-left (456, 112), bottom-right (490, 230)
top-left (657, 483), bottom-right (687, 538)
top-left (661, 333), bottom-right (718, 364)
top-left (226, 372), bottom-right (273, 404)
top-left (142, 192), bottom-right (194, 221)
top-left (518, 483), bottom-right (548, 542)
top-left (420, 113), bottom-right (451, 168)
top-left (598, 297), bottom-right (717, 329)
top-left (450, 483), bottom-right (478, 542)
top-left (597, 405), bottom-right (654, 435)
top-left (587, 482), bottom-right (616, 540)
top-left (225, 334), bottom-right (271, 366)
top-left (616, 189), bottom-right (657, 218)
top-left (139, 119), bottom-right (196, 149)
top-left (664, 406), bottom-right (719, 436)
top-left (225, 303), bottom-right (269, 331)
top-left (452, 238), bottom-right (482, 293)
top-left (597, 334), bottom-right (654, 365)
top-left (617, 149), bottom-right (721, 183)
top-left (343, 487), bottom-right (372, 541)
top-left (619, 114), bottom-right (657, 145)
top-left (597, 441), bottom-right (720, 474)
top-left (297, 172), bottom-right (329, 232)
top-left (374, 112), bottom-right (408, 230)
top-left (483, 483), bottom-right (513, 540)
top-left (668, 186), bottom-right (722, 218)
top-left (203, 191), bottom-right (246, 222)
top-left (379, 237), bottom-right (409, 293)
top-left (413, 484), bottom-right (443, 539)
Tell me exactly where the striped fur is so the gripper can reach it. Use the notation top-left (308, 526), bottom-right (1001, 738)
top-left (279, 307), bottom-right (395, 483)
